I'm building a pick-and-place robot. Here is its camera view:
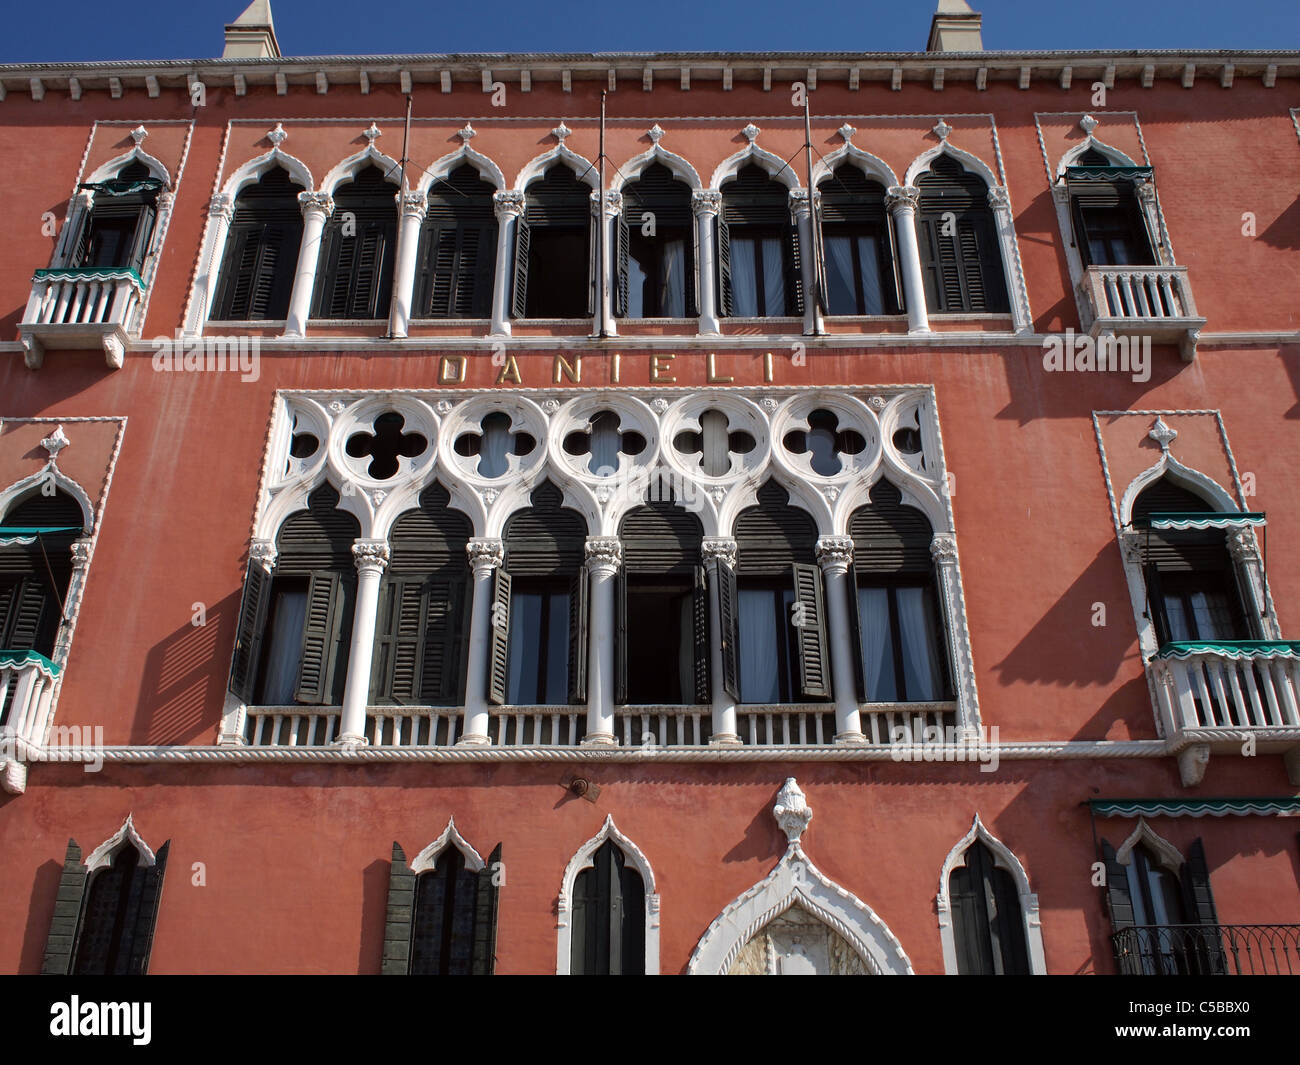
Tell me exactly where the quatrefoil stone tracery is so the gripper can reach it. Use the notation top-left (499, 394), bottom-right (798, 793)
top-left (454, 411), bottom-right (536, 479)
top-left (344, 412), bottom-right (428, 480)
top-left (563, 410), bottom-right (647, 476)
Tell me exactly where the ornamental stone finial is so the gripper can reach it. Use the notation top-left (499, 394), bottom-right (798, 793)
top-left (774, 778), bottom-right (812, 842)
top-left (40, 425), bottom-right (70, 460)
top-left (741, 123), bottom-right (761, 144)
top-left (838, 123), bottom-right (856, 145)
top-left (932, 118), bottom-right (953, 140)
top-left (457, 122), bottom-right (476, 143)
top-left (646, 123), bottom-right (665, 144)
top-left (363, 122), bottom-right (382, 145)
top-left (552, 122), bottom-right (572, 144)
top-left (1079, 113), bottom-right (1100, 135)
top-left (130, 125), bottom-right (148, 146)
top-left (1149, 417), bottom-right (1178, 453)
top-left (267, 122), bottom-right (287, 147)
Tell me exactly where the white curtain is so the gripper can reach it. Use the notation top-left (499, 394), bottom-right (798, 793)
top-left (588, 414), bottom-right (620, 475)
top-left (897, 586), bottom-right (942, 701)
top-left (857, 235), bottom-right (884, 315)
top-left (506, 592), bottom-right (542, 704)
top-left (261, 588), bottom-right (308, 704)
top-left (627, 254), bottom-right (647, 318)
top-left (761, 237), bottom-right (785, 316)
top-left (825, 235), bottom-right (856, 315)
top-left (731, 239), bottom-right (758, 315)
top-left (738, 588), bottom-right (779, 703)
top-left (857, 587), bottom-right (894, 701)
top-left (479, 413), bottom-right (510, 478)
top-left (661, 239), bottom-right (686, 317)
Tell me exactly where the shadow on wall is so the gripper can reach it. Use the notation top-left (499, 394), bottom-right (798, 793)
top-left (19, 857), bottom-right (61, 974)
top-left (134, 588), bottom-right (241, 745)
top-left (359, 858), bottom-right (388, 975)
top-left (1284, 346), bottom-right (1300, 420)
top-left (1259, 195), bottom-right (1300, 251)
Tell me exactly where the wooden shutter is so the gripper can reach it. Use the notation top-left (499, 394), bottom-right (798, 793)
top-left (127, 203), bottom-right (157, 275)
top-left (615, 212), bottom-right (630, 317)
top-left (423, 226), bottom-right (458, 317)
top-left (228, 563), bottom-right (271, 701)
top-left (614, 567), bottom-right (628, 705)
top-left (510, 218), bottom-right (530, 319)
top-left (716, 216), bottom-right (732, 317)
top-left (381, 842), bottom-right (415, 975)
top-left (370, 578), bottom-right (428, 705)
top-left (453, 226), bottom-right (491, 318)
top-left (1101, 839), bottom-right (1142, 975)
top-left (785, 221), bottom-right (805, 316)
top-left (1142, 563), bottom-right (1172, 646)
top-left (422, 578), bottom-right (469, 705)
top-left (850, 482), bottom-right (934, 575)
top-left (351, 224), bottom-right (389, 318)
top-left (125, 840), bottom-right (168, 976)
top-left (41, 838), bottom-right (87, 975)
top-left (716, 561), bottom-right (740, 701)
top-left (472, 843), bottom-right (502, 975)
top-left (693, 565), bottom-right (711, 703)
top-left (791, 563), bottom-right (830, 700)
top-left (2, 578), bottom-right (52, 654)
top-left (949, 859), bottom-right (995, 975)
top-left (1180, 838), bottom-right (1226, 975)
top-left (587, 212), bottom-right (598, 317)
top-left (487, 568), bottom-right (511, 706)
top-left (845, 562), bottom-right (865, 701)
top-left (569, 571), bottom-right (588, 704)
top-left (295, 571), bottom-right (345, 705)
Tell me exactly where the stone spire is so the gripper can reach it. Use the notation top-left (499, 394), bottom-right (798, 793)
top-left (223, 0), bottom-right (281, 59)
top-left (926, 0), bottom-right (984, 52)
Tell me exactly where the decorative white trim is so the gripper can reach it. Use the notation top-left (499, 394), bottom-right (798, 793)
top-left (319, 143), bottom-right (402, 195)
top-left (610, 140), bottom-right (703, 192)
top-left (936, 814), bottom-right (1047, 974)
top-left (85, 146), bottom-right (171, 187)
top-left (0, 461), bottom-right (94, 533)
top-left (514, 144), bottom-right (600, 191)
top-left (1115, 817), bottom-right (1184, 872)
top-left (808, 142), bottom-right (900, 189)
top-left (689, 779), bottom-right (913, 974)
top-left (556, 815), bottom-right (660, 975)
top-left (416, 144), bottom-right (506, 193)
top-left (219, 145), bottom-right (314, 201)
top-left (709, 135), bottom-right (801, 191)
top-left (409, 816), bottom-right (486, 874)
top-left (83, 813), bottom-right (156, 873)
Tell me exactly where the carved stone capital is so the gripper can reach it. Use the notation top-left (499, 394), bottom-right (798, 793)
top-left (701, 537), bottom-right (738, 570)
top-left (351, 539), bottom-right (390, 573)
top-left (466, 537), bottom-right (505, 574)
top-left (885, 185), bottom-right (920, 213)
top-left (815, 535), bottom-right (854, 570)
top-left (298, 191), bottom-right (335, 218)
top-left (691, 190), bottom-right (722, 218)
top-left (930, 533), bottom-right (958, 563)
top-left (787, 188), bottom-right (812, 219)
top-left (157, 191), bottom-right (175, 212)
top-left (70, 538), bottom-right (94, 568)
top-left (493, 190), bottom-right (525, 220)
top-left (584, 537), bottom-right (622, 572)
top-left (397, 190), bottom-right (428, 219)
top-left (773, 777), bottom-right (812, 842)
top-left (1133, 179), bottom-right (1156, 206)
top-left (987, 185), bottom-right (1011, 210)
top-left (1227, 528), bottom-right (1261, 564)
top-left (208, 193), bottom-right (236, 221)
top-left (1119, 530), bottom-right (1145, 565)
top-left (595, 190), bottom-right (623, 218)
top-left (249, 538), bottom-right (278, 571)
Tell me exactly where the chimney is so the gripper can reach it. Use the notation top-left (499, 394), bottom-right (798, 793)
top-left (927, 0), bottom-right (983, 52)
top-left (223, 0), bottom-right (281, 59)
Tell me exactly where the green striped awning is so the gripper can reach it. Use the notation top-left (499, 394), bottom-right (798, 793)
top-left (1090, 797), bottom-right (1300, 818)
top-left (0, 649), bottom-right (61, 677)
top-left (0, 525), bottom-right (81, 546)
top-left (1064, 165), bottom-right (1153, 183)
top-left (1140, 511), bottom-right (1265, 531)
top-left (1154, 640), bottom-right (1300, 661)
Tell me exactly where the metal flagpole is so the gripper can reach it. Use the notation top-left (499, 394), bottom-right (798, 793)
top-left (803, 93), bottom-right (826, 331)
top-left (598, 90), bottom-right (608, 337)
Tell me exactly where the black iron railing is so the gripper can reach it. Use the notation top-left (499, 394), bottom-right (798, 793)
top-left (1112, 924), bottom-right (1300, 975)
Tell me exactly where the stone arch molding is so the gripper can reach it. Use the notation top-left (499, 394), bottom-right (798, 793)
top-left (688, 779), bottom-right (914, 975)
top-left (555, 815), bottom-right (660, 975)
top-left (410, 816), bottom-right (485, 875)
top-left (709, 135), bottom-right (802, 192)
top-left (1116, 817), bottom-right (1184, 872)
top-left (84, 814), bottom-right (157, 874)
top-left (416, 145), bottom-right (506, 194)
top-left (611, 139), bottom-right (703, 192)
top-left (935, 814), bottom-right (1047, 975)
top-left (86, 145), bottom-right (172, 187)
top-left (219, 146), bottom-right (315, 201)
top-left (1118, 453), bottom-right (1240, 529)
top-left (1055, 135), bottom-right (1140, 179)
top-left (904, 140), bottom-right (1000, 191)
top-left (514, 144), bottom-right (600, 191)
top-left (319, 143), bottom-right (404, 195)
top-left (0, 462), bottom-right (95, 533)
top-left (809, 142), bottom-right (899, 189)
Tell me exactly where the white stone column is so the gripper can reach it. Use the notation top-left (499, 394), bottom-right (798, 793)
top-left (789, 189), bottom-right (824, 336)
top-left (886, 185), bottom-right (929, 334)
top-left (490, 190), bottom-right (523, 337)
top-left (595, 189), bottom-right (620, 337)
top-left (702, 538), bottom-right (740, 745)
top-left (184, 193), bottom-right (234, 336)
top-left (337, 539), bottom-right (389, 747)
top-left (459, 538), bottom-right (504, 745)
top-left (692, 190), bottom-right (721, 335)
top-left (387, 190), bottom-right (428, 339)
top-left (988, 184), bottom-right (1033, 334)
top-left (1228, 528), bottom-right (1279, 639)
top-left (930, 533), bottom-right (980, 739)
top-left (817, 536), bottom-right (865, 744)
top-left (284, 191), bottom-right (334, 338)
top-left (581, 537), bottom-right (621, 746)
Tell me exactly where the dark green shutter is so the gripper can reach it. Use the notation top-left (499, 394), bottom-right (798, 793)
top-left (295, 571), bottom-right (345, 705)
top-left (423, 579), bottom-right (469, 705)
top-left (569, 571), bottom-right (588, 704)
top-left (472, 843), bottom-right (502, 975)
top-left (845, 561), bottom-right (865, 701)
top-left (716, 561), bottom-right (740, 701)
top-left (370, 578), bottom-right (428, 705)
top-left (615, 212), bottom-right (630, 317)
top-left (381, 842), bottom-right (415, 975)
top-left (41, 838), bottom-right (87, 975)
top-left (487, 568), bottom-right (511, 706)
top-left (786, 220), bottom-right (805, 316)
top-left (510, 218), bottom-right (530, 318)
top-left (3, 578), bottom-right (52, 654)
top-left (587, 212), bottom-right (598, 317)
top-left (614, 567), bottom-right (628, 705)
top-left (229, 563), bottom-right (271, 701)
top-left (1102, 839), bottom-right (1141, 975)
top-left (1180, 838), bottom-right (1226, 975)
top-left (1142, 563), bottom-right (1172, 647)
top-left (693, 565), bottom-right (711, 703)
top-left (716, 216), bottom-right (732, 317)
top-left (125, 840), bottom-right (168, 976)
top-left (792, 563), bottom-right (830, 699)
top-left (127, 204), bottom-right (157, 275)
top-left (424, 225), bottom-right (458, 317)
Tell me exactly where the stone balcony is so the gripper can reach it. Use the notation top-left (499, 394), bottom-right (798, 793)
top-left (1077, 264), bottom-right (1206, 361)
top-left (19, 267), bottom-right (144, 369)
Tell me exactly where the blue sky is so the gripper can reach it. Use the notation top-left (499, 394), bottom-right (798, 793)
top-left (3, 0), bottom-right (1297, 62)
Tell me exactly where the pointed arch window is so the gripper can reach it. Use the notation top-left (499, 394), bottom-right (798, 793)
top-left (513, 164), bottom-right (593, 319)
top-left (571, 840), bottom-right (646, 975)
top-left (211, 166), bottom-right (304, 321)
top-left (616, 163), bottom-right (696, 318)
top-left (415, 164), bottom-right (498, 319)
top-left (70, 160), bottom-right (162, 276)
top-left (0, 490), bottom-right (81, 662)
top-left (312, 164), bottom-right (398, 320)
top-left (228, 485), bottom-right (359, 716)
top-left (948, 840), bottom-right (1030, 975)
top-left (916, 155), bottom-right (1009, 314)
top-left (816, 164), bottom-right (903, 316)
top-left (717, 164), bottom-right (803, 318)
top-left (1065, 148), bottom-right (1157, 268)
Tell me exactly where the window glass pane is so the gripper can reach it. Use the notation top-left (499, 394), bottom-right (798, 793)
top-left (858, 586), bottom-right (898, 701)
top-left (761, 237), bottom-right (785, 316)
top-left (731, 238), bottom-right (758, 316)
top-left (259, 587), bottom-right (308, 704)
top-left (627, 251), bottom-right (647, 318)
top-left (478, 412), bottom-right (512, 478)
top-left (856, 234), bottom-right (885, 315)
top-left (738, 588), bottom-right (780, 703)
top-left (1163, 594), bottom-right (1192, 642)
top-left (824, 234), bottom-right (857, 315)
top-left (896, 586), bottom-right (944, 701)
top-left (544, 592), bottom-right (570, 704)
top-left (661, 239), bottom-right (686, 317)
top-left (588, 411), bottom-right (621, 475)
top-left (1188, 589), bottom-right (1234, 641)
top-left (507, 591), bottom-right (543, 703)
